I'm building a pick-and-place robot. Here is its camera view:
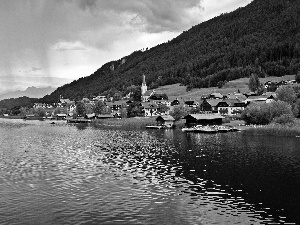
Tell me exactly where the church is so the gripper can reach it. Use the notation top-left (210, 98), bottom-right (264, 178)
top-left (141, 74), bottom-right (155, 102)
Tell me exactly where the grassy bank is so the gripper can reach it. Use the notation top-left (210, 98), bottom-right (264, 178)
top-left (247, 119), bottom-right (300, 136)
top-left (0, 116), bottom-right (24, 119)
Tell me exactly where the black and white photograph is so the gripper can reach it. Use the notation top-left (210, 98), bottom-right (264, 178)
top-left (1, 0), bottom-right (300, 224)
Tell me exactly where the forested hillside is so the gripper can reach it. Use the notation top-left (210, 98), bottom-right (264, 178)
top-left (42, 0), bottom-right (300, 102)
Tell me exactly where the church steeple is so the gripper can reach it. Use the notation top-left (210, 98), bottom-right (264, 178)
top-left (142, 74), bottom-right (146, 86)
top-left (141, 74), bottom-right (147, 96)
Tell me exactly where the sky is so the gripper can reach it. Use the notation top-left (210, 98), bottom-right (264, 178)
top-left (0, 0), bottom-right (252, 94)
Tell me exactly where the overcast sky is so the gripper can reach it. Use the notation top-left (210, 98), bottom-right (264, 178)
top-left (0, 0), bottom-right (252, 94)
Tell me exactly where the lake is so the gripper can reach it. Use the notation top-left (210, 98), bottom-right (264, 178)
top-left (0, 119), bottom-right (300, 224)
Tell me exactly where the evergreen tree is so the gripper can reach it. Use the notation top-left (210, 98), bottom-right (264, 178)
top-left (296, 71), bottom-right (300, 83)
top-left (93, 101), bottom-right (106, 115)
top-left (76, 102), bottom-right (86, 117)
top-left (248, 73), bottom-right (260, 93)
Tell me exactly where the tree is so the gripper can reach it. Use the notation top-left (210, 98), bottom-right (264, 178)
top-left (276, 86), bottom-right (296, 105)
top-left (296, 71), bottom-right (300, 83)
top-left (85, 104), bottom-right (94, 114)
top-left (292, 99), bottom-right (300, 118)
top-left (257, 83), bottom-right (266, 95)
top-left (113, 92), bottom-right (122, 101)
top-left (157, 104), bottom-right (169, 114)
top-left (217, 81), bottom-right (225, 88)
top-left (131, 87), bottom-right (142, 102)
top-left (35, 108), bottom-right (46, 117)
top-left (119, 104), bottom-right (128, 118)
top-left (170, 105), bottom-right (190, 121)
top-left (93, 101), bottom-right (106, 114)
top-left (19, 107), bottom-right (28, 116)
top-left (248, 73), bottom-right (260, 92)
top-left (76, 102), bottom-right (86, 117)
top-left (219, 108), bottom-right (229, 115)
top-left (127, 102), bottom-right (143, 117)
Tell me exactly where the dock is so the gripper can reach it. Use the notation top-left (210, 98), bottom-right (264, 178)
top-left (67, 118), bottom-right (92, 123)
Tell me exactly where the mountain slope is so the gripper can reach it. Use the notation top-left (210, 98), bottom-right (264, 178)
top-left (0, 86), bottom-right (56, 101)
top-left (42, 0), bottom-right (300, 102)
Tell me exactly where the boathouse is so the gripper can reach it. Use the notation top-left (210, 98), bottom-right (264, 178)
top-left (56, 114), bottom-right (67, 120)
top-left (156, 115), bottom-right (175, 128)
top-left (184, 114), bottom-right (224, 127)
top-left (85, 113), bottom-right (96, 120)
top-left (96, 114), bottom-right (114, 119)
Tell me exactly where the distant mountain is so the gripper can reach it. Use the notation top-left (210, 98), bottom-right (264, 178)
top-left (0, 96), bottom-right (38, 110)
top-left (37, 0), bottom-right (300, 102)
top-left (0, 86), bottom-right (56, 101)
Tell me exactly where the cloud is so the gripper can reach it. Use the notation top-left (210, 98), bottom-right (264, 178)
top-left (31, 67), bottom-right (42, 71)
top-left (78, 0), bottom-right (97, 11)
top-left (51, 41), bottom-right (87, 51)
top-left (72, 0), bottom-right (203, 33)
top-left (0, 0), bottom-right (252, 92)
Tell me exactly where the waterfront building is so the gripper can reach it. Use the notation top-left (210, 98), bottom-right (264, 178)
top-left (184, 114), bottom-right (224, 127)
top-left (156, 115), bottom-right (175, 128)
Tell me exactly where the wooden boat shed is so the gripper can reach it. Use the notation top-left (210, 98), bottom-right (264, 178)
top-left (156, 115), bottom-right (175, 128)
top-left (184, 114), bottom-right (224, 127)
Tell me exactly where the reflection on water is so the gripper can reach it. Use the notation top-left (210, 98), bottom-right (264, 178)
top-left (0, 119), bottom-right (300, 224)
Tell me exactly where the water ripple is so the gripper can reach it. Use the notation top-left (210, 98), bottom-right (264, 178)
top-left (0, 121), bottom-right (299, 224)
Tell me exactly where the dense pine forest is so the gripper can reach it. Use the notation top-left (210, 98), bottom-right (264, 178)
top-left (40, 0), bottom-right (300, 102)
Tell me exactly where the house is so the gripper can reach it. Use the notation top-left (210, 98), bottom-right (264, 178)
top-left (24, 114), bottom-right (35, 119)
top-left (58, 98), bottom-right (75, 108)
top-left (96, 114), bottom-right (115, 119)
top-left (263, 92), bottom-right (277, 103)
top-left (142, 102), bottom-right (158, 117)
top-left (142, 90), bottom-right (155, 102)
top-left (184, 114), bottom-right (224, 127)
top-left (245, 96), bottom-right (268, 104)
top-left (156, 115), bottom-right (175, 128)
top-left (244, 92), bottom-right (257, 97)
top-left (106, 100), bottom-right (128, 112)
top-left (149, 93), bottom-right (168, 101)
top-left (216, 99), bottom-right (246, 115)
top-left (209, 92), bottom-right (223, 99)
top-left (56, 114), bottom-right (67, 120)
top-left (171, 99), bottom-right (180, 106)
top-left (82, 98), bottom-right (90, 103)
top-left (184, 100), bottom-right (199, 108)
top-left (85, 113), bottom-right (96, 120)
top-left (200, 99), bottom-right (222, 112)
top-left (93, 96), bottom-right (107, 102)
top-left (149, 99), bottom-right (171, 107)
top-left (60, 98), bottom-right (74, 104)
top-left (68, 104), bottom-right (76, 112)
top-left (33, 103), bottom-right (46, 109)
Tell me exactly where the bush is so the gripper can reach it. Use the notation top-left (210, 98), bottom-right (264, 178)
top-left (170, 105), bottom-right (190, 121)
top-left (273, 114), bottom-right (295, 125)
top-left (296, 71), bottom-right (300, 83)
top-left (241, 100), bottom-right (294, 125)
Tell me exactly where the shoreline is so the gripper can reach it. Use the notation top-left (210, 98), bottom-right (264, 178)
top-left (1, 117), bottom-right (300, 136)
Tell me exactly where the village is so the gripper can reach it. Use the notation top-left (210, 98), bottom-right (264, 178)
top-left (3, 74), bottom-right (295, 130)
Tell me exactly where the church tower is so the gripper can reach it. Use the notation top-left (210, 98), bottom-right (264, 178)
top-left (141, 74), bottom-right (147, 95)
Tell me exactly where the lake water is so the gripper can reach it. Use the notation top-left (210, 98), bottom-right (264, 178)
top-left (0, 119), bottom-right (300, 225)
